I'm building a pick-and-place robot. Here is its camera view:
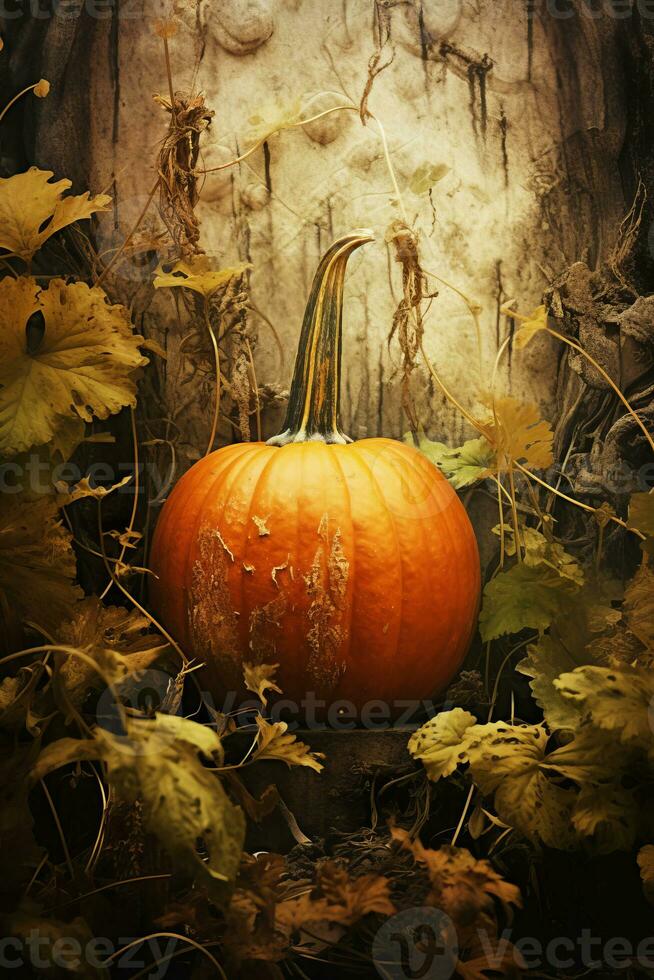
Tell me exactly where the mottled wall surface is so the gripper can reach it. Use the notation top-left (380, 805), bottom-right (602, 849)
top-left (32, 0), bottom-right (631, 465)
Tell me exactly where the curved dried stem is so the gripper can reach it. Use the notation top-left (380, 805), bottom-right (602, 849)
top-left (96, 502), bottom-right (189, 665)
top-left (546, 324), bottom-right (654, 455)
top-left (203, 299), bottom-right (222, 455)
top-left (102, 933), bottom-right (227, 979)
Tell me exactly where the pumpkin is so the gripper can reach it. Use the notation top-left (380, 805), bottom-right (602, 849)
top-left (149, 231), bottom-right (480, 714)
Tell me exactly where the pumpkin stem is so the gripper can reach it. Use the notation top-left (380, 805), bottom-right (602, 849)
top-left (267, 230), bottom-right (374, 446)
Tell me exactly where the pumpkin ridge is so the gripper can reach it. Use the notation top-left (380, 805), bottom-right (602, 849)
top-left (350, 442), bottom-right (405, 672)
top-left (379, 437), bottom-right (478, 665)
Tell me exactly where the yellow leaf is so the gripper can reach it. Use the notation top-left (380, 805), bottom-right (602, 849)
top-left (518, 632), bottom-right (603, 733)
top-left (0, 277), bottom-right (147, 455)
top-left (0, 167), bottom-right (110, 261)
top-left (623, 563), bottom-right (654, 649)
top-left (408, 430), bottom-right (495, 489)
top-left (466, 721), bottom-right (578, 849)
top-left (554, 664), bottom-right (654, 745)
top-left (54, 597), bottom-right (170, 713)
top-left (0, 493), bottom-right (82, 635)
top-left (513, 305), bottom-right (547, 348)
top-left (34, 719), bottom-right (245, 898)
top-left (316, 862), bottom-right (396, 923)
top-left (479, 394), bottom-right (553, 470)
top-left (253, 716), bottom-right (324, 772)
top-left (106, 527), bottom-right (142, 550)
top-left (49, 417), bottom-right (87, 463)
top-left (153, 255), bottom-right (251, 299)
top-left (243, 661), bottom-right (282, 707)
top-left (408, 708), bottom-right (478, 781)
top-left (391, 826), bottom-right (521, 915)
top-left (54, 474), bottom-right (133, 504)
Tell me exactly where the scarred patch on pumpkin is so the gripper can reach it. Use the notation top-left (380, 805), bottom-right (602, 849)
top-left (249, 592), bottom-right (287, 660)
top-left (252, 515), bottom-right (270, 536)
top-left (303, 514), bottom-right (349, 688)
top-left (271, 556), bottom-right (290, 587)
top-left (215, 529), bottom-right (234, 562)
top-left (190, 524), bottom-right (240, 665)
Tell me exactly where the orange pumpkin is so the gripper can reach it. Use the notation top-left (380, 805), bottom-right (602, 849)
top-left (149, 231), bottom-right (480, 713)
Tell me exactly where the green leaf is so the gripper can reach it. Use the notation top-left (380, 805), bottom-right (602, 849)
top-left (479, 562), bottom-right (578, 642)
top-left (496, 525), bottom-right (584, 587)
top-left (407, 708), bottom-right (478, 780)
top-left (407, 431), bottom-right (495, 489)
top-left (517, 578), bottom-right (624, 730)
top-left (134, 713), bottom-right (224, 764)
top-left (517, 635), bottom-right (588, 732)
top-left (408, 162), bottom-right (450, 195)
top-left (247, 97), bottom-right (303, 142)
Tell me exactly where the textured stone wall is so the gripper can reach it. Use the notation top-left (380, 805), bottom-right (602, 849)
top-left (29, 0), bottom-right (633, 466)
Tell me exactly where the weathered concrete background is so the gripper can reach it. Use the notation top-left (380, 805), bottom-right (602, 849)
top-left (28, 0), bottom-right (632, 465)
